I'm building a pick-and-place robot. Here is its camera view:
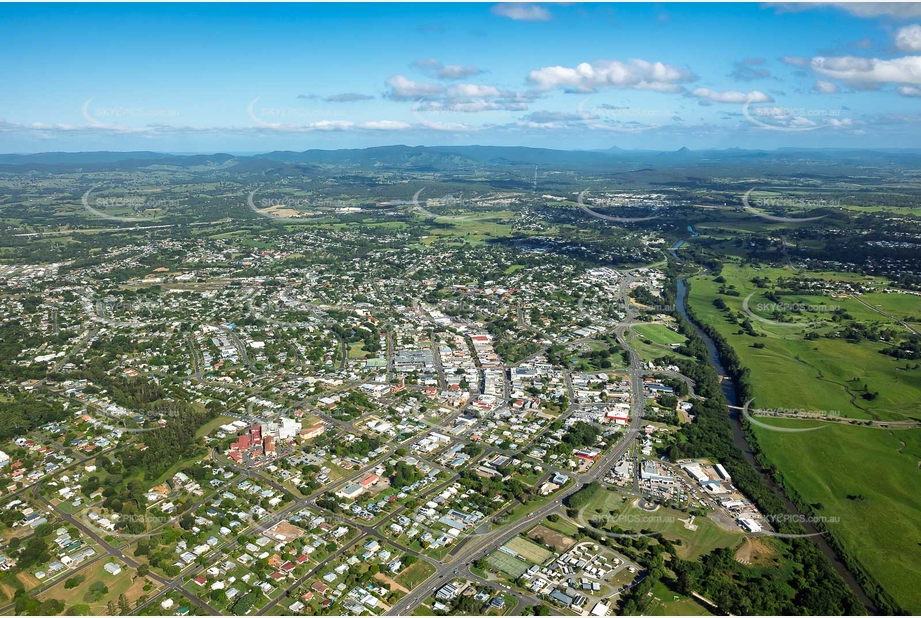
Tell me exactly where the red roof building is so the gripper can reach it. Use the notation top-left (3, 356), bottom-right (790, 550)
top-left (312, 581), bottom-right (330, 594)
top-left (230, 435), bottom-right (251, 451)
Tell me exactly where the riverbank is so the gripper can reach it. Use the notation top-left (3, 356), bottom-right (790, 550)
top-left (673, 275), bottom-right (880, 615)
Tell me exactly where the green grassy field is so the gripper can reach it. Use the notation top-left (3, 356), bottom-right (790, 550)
top-left (503, 536), bottom-right (553, 564)
top-left (412, 602), bottom-right (435, 616)
top-left (857, 292), bottom-right (921, 324)
top-left (753, 419), bottom-right (921, 612)
top-left (687, 263), bottom-right (921, 612)
top-left (644, 580), bottom-right (713, 616)
top-left (415, 210), bottom-right (517, 243)
top-left (539, 515), bottom-right (581, 538)
top-left (688, 265), bottom-right (921, 422)
top-left (394, 560), bottom-right (436, 591)
top-left (501, 492), bottom-right (559, 524)
top-left (633, 323), bottom-right (686, 346)
top-left (194, 415), bottom-right (234, 438)
top-left (38, 562), bottom-right (154, 614)
top-left (630, 323), bottom-right (692, 363)
top-left (348, 341), bottom-right (370, 358)
top-left (581, 488), bottom-right (743, 560)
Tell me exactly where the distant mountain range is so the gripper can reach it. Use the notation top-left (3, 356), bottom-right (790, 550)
top-left (2, 145), bottom-right (920, 172)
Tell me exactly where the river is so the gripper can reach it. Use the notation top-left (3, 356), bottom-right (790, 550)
top-left (675, 277), bottom-right (877, 615)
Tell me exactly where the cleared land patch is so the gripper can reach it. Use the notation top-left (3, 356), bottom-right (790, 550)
top-left (528, 524), bottom-right (575, 553)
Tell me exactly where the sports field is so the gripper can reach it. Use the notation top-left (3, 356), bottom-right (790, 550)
top-left (485, 550), bottom-right (530, 578)
top-left (630, 323), bottom-right (692, 363)
top-left (633, 323), bottom-right (686, 346)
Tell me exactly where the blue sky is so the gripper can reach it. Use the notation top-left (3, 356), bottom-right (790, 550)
top-left (2, 2), bottom-right (921, 153)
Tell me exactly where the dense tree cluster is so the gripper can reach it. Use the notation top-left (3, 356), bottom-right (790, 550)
top-left (0, 392), bottom-right (68, 443)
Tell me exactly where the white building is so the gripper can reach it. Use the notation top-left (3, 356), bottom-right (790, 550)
top-left (739, 518), bottom-right (762, 533)
top-left (278, 417), bottom-right (300, 440)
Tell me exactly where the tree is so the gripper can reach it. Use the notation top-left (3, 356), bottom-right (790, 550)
top-left (64, 575), bottom-right (86, 589)
top-left (84, 581), bottom-right (109, 604)
top-left (117, 594), bottom-right (130, 615)
top-left (179, 513), bottom-right (195, 530)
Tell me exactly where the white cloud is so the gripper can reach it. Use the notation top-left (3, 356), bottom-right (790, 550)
top-left (690, 88), bottom-right (773, 104)
top-left (826, 117), bottom-right (854, 128)
top-left (491, 3), bottom-right (551, 21)
top-left (813, 80), bottom-right (840, 94)
top-left (404, 76), bottom-right (536, 116)
top-left (1, 116), bottom-right (422, 137)
top-left (436, 64), bottom-right (483, 79)
top-left (438, 65), bottom-right (483, 80)
top-left (895, 24), bottom-right (921, 51)
top-left (360, 120), bottom-right (413, 130)
top-left (780, 56), bottom-right (810, 67)
top-left (304, 121), bottom-right (355, 131)
top-left (384, 75), bottom-right (445, 100)
top-left (527, 59), bottom-right (694, 93)
top-left (414, 86), bottom-right (533, 113)
top-left (812, 55), bottom-right (921, 85)
top-left (445, 83), bottom-right (503, 99)
top-left (898, 85), bottom-right (921, 97)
